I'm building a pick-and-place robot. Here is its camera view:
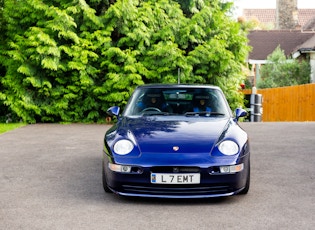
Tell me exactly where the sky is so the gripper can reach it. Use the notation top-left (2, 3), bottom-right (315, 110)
top-left (233, 0), bottom-right (315, 16)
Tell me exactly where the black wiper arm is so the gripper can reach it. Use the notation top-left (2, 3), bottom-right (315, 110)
top-left (141, 112), bottom-right (174, 116)
top-left (184, 111), bottom-right (225, 117)
top-left (185, 111), bottom-right (209, 116)
top-left (210, 112), bottom-right (226, 116)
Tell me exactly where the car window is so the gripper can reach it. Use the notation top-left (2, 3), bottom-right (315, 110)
top-left (123, 87), bottom-right (230, 117)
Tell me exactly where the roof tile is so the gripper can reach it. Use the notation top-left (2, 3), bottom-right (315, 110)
top-left (243, 9), bottom-right (315, 29)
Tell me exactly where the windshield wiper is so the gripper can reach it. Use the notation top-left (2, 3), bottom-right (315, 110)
top-left (184, 111), bottom-right (225, 117)
top-left (141, 111), bottom-right (174, 116)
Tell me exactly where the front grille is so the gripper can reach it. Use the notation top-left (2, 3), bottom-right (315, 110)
top-left (122, 184), bottom-right (230, 196)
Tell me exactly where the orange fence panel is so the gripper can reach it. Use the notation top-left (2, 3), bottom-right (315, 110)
top-left (241, 84), bottom-right (315, 121)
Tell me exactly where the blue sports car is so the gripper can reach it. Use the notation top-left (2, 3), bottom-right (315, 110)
top-left (102, 84), bottom-right (250, 198)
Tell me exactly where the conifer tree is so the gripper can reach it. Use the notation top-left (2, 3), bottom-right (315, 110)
top-left (0, 0), bottom-right (249, 123)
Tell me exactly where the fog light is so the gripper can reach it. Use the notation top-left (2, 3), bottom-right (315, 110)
top-left (220, 166), bottom-right (230, 173)
top-left (122, 165), bottom-right (131, 172)
top-left (220, 163), bottom-right (244, 174)
top-left (109, 163), bottom-right (132, 173)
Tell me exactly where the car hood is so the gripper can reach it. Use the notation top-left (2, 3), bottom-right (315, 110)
top-left (108, 116), bottom-right (233, 165)
top-left (128, 117), bottom-right (227, 152)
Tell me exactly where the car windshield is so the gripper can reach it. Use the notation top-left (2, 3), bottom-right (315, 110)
top-left (123, 86), bottom-right (231, 117)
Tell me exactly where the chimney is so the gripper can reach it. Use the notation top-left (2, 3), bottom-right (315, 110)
top-left (276, 0), bottom-right (299, 29)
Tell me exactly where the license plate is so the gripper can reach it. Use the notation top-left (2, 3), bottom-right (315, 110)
top-left (151, 173), bottom-right (200, 184)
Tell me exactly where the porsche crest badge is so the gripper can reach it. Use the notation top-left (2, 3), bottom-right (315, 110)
top-left (173, 146), bottom-right (179, 151)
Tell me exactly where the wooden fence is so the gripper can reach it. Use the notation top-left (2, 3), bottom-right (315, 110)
top-left (241, 84), bottom-right (315, 121)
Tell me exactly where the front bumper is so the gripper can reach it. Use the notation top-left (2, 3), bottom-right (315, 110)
top-left (103, 155), bottom-right (250, 198)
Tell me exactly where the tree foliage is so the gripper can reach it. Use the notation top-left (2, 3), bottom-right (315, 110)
top-left (257, 46), bottom-right (311, 89)
top-left (0, 0), bottom-right (249, 123)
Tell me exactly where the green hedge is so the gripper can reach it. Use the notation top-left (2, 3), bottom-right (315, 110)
top-left (0, 0), bottom-right (249, 123)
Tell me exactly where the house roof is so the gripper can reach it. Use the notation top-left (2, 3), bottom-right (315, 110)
top-left (243, 9), bottom-right (315, 29)
top-left (247, 30), bottom-right (315, 61)
top-left (243, 9), bottom-right (276, 26)
top-left (298, 9), bottom-right (315, 28)
top-left (296, 35), bottom-right (315, 51)
top-left (303, 16), bottom-right (315, 30)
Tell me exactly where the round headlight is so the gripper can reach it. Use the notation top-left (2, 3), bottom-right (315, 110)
top-left (113, 140), bottom-right (134, 155)
top-left (218, 140), bottom-right (239, 156)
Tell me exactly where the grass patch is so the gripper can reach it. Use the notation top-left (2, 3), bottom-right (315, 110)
top-left (0, 123), bottom-right (26, 134)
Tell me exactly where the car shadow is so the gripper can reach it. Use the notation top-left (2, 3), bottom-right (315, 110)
top-left (114, 195), bottom-right (232, 205)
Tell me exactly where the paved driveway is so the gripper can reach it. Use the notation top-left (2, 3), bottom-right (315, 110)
top-left (1, 123), bottom-right (315, 230)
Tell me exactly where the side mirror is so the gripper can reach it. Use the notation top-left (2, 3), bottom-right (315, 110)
top-left (234, 108), bottom-right (247, 121)
top-left (107, 106), bottom-right (120, 118)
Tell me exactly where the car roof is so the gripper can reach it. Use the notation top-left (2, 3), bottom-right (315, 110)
top-left (136, 84), bottom-right (221, 90)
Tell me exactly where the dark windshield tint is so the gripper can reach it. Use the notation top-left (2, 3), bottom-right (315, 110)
top-left (123, 87), bottom-right (230, 116)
